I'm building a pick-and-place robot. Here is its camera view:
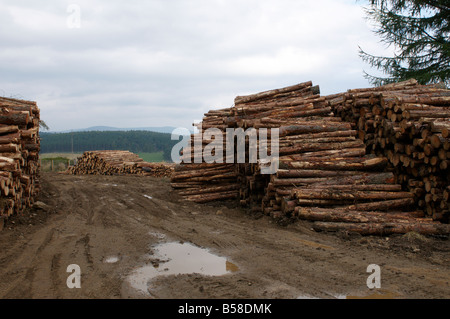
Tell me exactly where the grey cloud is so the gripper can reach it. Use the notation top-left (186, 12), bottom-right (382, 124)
top-left (0, 0), bottom-right (393, 132)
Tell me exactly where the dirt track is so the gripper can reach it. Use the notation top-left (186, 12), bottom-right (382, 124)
top-left (0, 172), bottom-right (449, 299)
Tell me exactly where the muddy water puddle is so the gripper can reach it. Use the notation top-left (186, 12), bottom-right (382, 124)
top-left (128, 241), bottom-right (238, 295)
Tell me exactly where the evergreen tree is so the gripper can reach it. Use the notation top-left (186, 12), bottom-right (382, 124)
top-left (359, 0), bottom-right (449, 86)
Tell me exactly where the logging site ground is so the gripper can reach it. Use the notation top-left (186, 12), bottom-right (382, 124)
top-left (0, 172), bottom-right (449, 299)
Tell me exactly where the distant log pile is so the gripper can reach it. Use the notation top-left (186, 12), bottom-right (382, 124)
top-left (67, 150), bottom-right (174, 177)
top-left (329, 79), bottom-right (450, 223)
top-left (170, 80), bottom-right (450, 236)
top-left (0, 97), bottom-right (40, 220)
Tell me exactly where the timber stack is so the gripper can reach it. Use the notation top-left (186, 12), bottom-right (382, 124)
top-left (136, 161), bottom-right (175, 178)
top-left (230, 82), bottom-right (449, 235)
top-left (0, 96), bottom-right (41, 221)
top-left (328, 79), bottom-right (450, 223)
top-left (170, 80), bottom-right (450, 236)
top-left (232, 81), bottom-right (322, 211)
top-left (170, 107), bottom-right (240, 203)
top-left (67, 150), bottom-right (174, 177)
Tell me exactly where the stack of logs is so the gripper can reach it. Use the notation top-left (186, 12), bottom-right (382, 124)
top-left (0, 97), bottom-right (41, 220)
top-left (171, 163), bottom-right (239, 203)
top-left (170, 107), bottom-right (240, 203)
top-left (231, 81), bottom-right (449, 235)
top-left (170, 79), bottom-right (450, 236)
top-left (329, 79), bottom-right (450, 223)
top-left (67, 150), bottom-right (174, 177)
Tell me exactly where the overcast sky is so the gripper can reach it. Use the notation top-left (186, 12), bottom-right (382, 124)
top-left (0, 0), bottom-right (392, 132)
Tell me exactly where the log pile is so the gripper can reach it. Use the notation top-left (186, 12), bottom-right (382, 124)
top-left (232, 81), bottom-right (323, 210)
top-left (136, 162), bottom-right (175, 178)
top-left (329, 79), bottom-right (450, 223)
top-left (170, 80), bottom-right (450, 235)
top-left (0, 97), bottom-right (41, 220)
top-left (170, 107), bottom-right (240, 203)
top-left (284, 168), bottom-right (449, 236)
top-left (232, 82), bottom-right (356, 213)
top-left (230, 81), bottom-right (450, 235)
top-left (67, 150), bottom-right (174, 177)
top-left (171, 163), bottom-right (239, 203)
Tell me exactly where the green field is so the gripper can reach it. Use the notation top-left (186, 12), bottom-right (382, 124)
top-left (138, 152), bottom-right (165, 162)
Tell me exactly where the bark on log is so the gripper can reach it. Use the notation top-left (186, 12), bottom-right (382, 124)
top-left (292, 189), bottom-right (413, 201)
top-left (312, 221), bottom-right (450, 236)
top-left (234, 81), bottom-right (313, 104)
top-left (279, 157), bottom-right (388, 171)
top-left (295, 207), bottom-right (424, 224)
top-left (347, 198), bottom-right (415, 211)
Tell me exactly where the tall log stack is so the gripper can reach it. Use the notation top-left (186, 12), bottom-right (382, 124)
top-left (0, 97), bottom-right (41, 220)
top-left (170, 80), bottom-right (450, 235)
top-left (230, 82), bottom-right (449, 235)
top-left (67, 150), bottom-right (174, 177)
top-left (328, 79), bottom-right (450, 223)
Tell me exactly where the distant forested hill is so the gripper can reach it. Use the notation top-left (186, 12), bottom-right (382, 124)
top-left (40, 130), bottom-right (180, 162)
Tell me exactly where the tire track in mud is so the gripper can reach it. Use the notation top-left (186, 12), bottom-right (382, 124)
top-left (0, 175), bottom-right (127, 298)
top-left (57, 174), bottom-right (179, 298)
top-left (0, 224), bottom-right (64, 298)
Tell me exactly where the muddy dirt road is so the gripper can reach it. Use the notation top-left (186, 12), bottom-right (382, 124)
top-left (0, 172), bottom-right (449, 299)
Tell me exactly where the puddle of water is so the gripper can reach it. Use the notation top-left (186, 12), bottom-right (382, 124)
top-left (143, 195), bottom-right (153, 199)
top-left (104, 256), bottom-right (119, 263)
top-left (128, 241), bottom-right (238, 295)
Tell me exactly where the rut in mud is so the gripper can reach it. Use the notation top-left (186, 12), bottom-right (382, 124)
top-left (0, 172), bottom-right (448, 299)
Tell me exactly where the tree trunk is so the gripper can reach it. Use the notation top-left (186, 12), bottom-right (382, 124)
top-left (312, 221), bottom-right (450, 236)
